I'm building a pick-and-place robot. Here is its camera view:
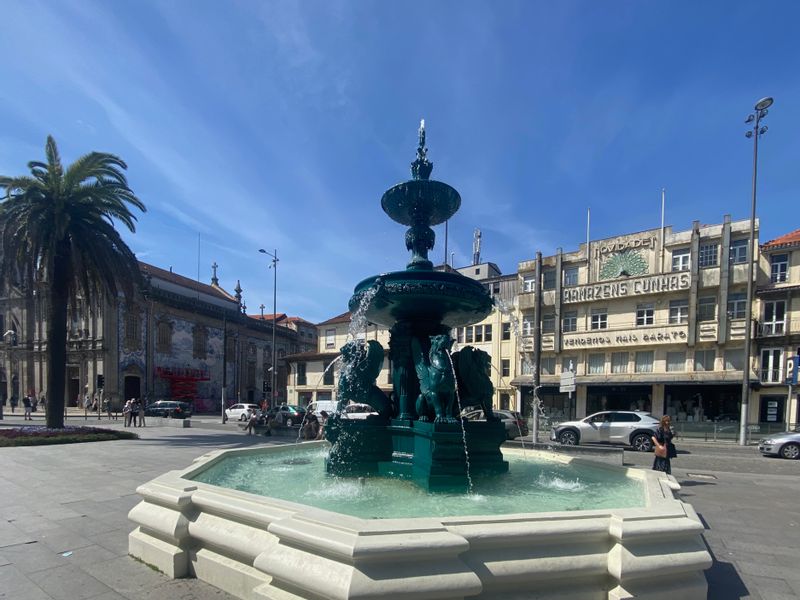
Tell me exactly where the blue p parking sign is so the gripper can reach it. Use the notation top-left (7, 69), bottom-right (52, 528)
top-left (786, 356), bottom-right (799, 385)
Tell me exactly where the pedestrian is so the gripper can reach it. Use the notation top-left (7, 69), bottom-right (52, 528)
top-left (105, 397), bottom-right (114, 420)
top-left (138, 399), bottom-right (146, 427)
top-left (651, 415), bottom-right (677, 475)
top-left (316, 411), bottom-right (329, 440)
top-left (245, 410), bottom-right (258, 435)
top-left (302, 412), bottom-right (319, 440)
top-left (39, 394), bottom-right (46, 415)
top-left (10, 395), bottom-right (17, 414)
top-left (123, 399), bottom-right (132, 427)
top-left (22, 394), bottom-right (32, 420)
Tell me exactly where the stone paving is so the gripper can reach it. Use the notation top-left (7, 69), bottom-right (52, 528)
top-left (0, 412), bottom-right (798, 599)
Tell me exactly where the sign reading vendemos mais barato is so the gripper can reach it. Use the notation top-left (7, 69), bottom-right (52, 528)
top-left (563, 272), bottom-right (690, 304)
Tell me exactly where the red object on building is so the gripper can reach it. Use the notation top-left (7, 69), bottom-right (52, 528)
top-left (155, 367), bottom-right (210, 402)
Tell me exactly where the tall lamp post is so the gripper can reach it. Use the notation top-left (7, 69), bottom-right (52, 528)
top-left (259, 248), bottom-right (278, 407)
top-left (739, 96), bottom-right (773, 446)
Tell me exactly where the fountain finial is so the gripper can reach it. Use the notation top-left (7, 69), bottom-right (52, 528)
top-left (411, 118), bottom-right (433, 180)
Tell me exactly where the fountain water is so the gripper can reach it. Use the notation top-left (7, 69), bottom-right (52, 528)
top-left (128, 123), bottom-right (711, 600)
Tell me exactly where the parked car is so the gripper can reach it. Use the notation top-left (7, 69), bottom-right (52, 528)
top-left (758, 429), bottom-right (800, 459)
top-left (144, 400), bottom-right (193, 419)
top-left (550, 411), bottom-right (660, 451)
top-left (267, 404), bottom-right (307, 426)
top-left (341, 403), bottom-right (378, 419)
top-left (225, 403), bottom-right (261, 422)
top-left (462, 409), bottom-right (529, 439)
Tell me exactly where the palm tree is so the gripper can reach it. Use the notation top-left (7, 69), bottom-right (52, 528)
top-left (0, 136), bottom-right (146, 428)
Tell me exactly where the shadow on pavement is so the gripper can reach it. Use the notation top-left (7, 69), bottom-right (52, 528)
top-left (702, 541), bottom-right (750, 600)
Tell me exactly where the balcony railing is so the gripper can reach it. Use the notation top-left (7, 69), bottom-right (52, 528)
top-left (756, 319), bottom-right (796, 338)
top-left (759, 368), bottom-right (785, 384)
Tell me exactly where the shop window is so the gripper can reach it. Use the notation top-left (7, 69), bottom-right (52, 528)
top-left (666, 351), bottom-right (686, 372)
top-left (591, 308), bottom-right (608, 330)
top-left (729, 239), bottom-right (748, 264)
top-left (611, 352), bottom-right (628, 374)
top-left (563, 266), bottom-right (579, 287)
top-left (727, 293), bottom-right (746, 319)
top-left (588, 353), bottom-right (605, 374)
top-left (698, 243), bottom-right (718, 267)
top-left (672, 248), bottom-right (690, 272)
top-left (635, 351), bottom-right (654, 373)
top-left (561, 356), bottom-right (577, 373)
top-left (694, 349), bottom-right (716, 372)
top-left (760, 348), bottom-right (783, 383)
top-left (770, 253), bottom-right (788, 283)
top-left (562, 311), bottom-right (577, 333)
top-left (542, 314), bottom-right (555, 334)
top-left (669, 299), bottom-right (689, 324)
top-left (636, 303), bottom-right (654, 326)
top-left (698, 297), bottom-right (716, 322)
top-left (502, 322), bottom-right (511, 340)
top-left (501, 359), bottom-right (510, 377)
top-left (724, 349), bottom-right (744, 371)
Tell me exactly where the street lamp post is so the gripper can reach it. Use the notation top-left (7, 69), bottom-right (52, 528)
top-left (739, 96), bottom-right (773, 446)
top-left (259, 248), bottom-right (278, 407)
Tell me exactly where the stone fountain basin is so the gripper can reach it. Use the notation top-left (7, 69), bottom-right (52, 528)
top-left (128, 444), bottom-right (711, 600)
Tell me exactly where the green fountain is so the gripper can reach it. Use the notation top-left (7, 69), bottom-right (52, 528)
top-left (324, 121), bottom-right (508, 491)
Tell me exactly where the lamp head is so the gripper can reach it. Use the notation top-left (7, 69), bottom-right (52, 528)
top-left (754, 97), bottom-right (773, 111)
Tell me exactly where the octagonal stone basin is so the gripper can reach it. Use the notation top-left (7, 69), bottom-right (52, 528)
top-left (128, 444), bottom-right (711, 600)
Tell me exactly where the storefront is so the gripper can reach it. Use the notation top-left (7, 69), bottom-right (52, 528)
top-left (663, 384), bottom-right (741, 424)
top-left (586, 385), bottom-right (652, 414)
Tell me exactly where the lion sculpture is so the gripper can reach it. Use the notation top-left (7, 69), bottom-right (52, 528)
top-left (336, 339), bottom-right (391, 418)
top-left (412, 334), bottom-right (457, 422)
top-left (451, 346), bottom-right (498, 421)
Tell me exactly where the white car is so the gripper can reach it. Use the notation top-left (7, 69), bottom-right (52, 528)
top-left (342, 403), bottom-right (378, 419)
top-left (550, 411), bottom-right (660, 452)
top-left (225, 403), bottom-right (260, 421)
top-left (758, 430), bottom-right (800, 459)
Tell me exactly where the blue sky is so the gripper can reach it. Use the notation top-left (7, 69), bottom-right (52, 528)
top-left (2, 1), bottom-right (799, 323)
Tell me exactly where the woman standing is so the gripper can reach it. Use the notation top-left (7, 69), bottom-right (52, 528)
top-left (652, 415), bottom-right (677, 474)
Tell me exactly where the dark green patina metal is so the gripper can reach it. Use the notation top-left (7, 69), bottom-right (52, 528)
top-left (326, 122), bottom-right (506, 492)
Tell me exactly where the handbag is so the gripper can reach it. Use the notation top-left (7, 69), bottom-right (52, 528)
top-left (654, 441), bottom-right (667, 458)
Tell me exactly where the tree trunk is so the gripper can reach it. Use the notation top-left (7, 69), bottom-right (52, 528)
top-left (45, 243), bottom-right (70, 429)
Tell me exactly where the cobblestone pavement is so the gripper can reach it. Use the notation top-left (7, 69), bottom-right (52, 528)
top-left (1, 412), bottom-right (798, 599)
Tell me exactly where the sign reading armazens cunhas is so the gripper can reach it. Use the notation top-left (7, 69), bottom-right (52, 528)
top-left (563, 272), bottom-right (690, 304)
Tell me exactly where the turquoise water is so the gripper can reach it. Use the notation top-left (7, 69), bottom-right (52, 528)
top-left (190, 447), bottom-right (644, 519)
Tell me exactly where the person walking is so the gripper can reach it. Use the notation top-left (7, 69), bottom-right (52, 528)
top-left (245, 410), bottom-right (258, 435)
top-left (651, 415), bottom-right (677, 475)
top-left (123, 399), bottom-right (132, 427)
top-left (10, 395), bottom-right (17, 414)
top-left (22, 394), bottom-right (32, 420)
top-left (138, 398), bottom-right (146, 427)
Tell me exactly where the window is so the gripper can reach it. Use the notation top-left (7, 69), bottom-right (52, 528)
top-left (563, 266), bottom-right (579, 287)
top-left (636, 303), bottom-right (654, 326)
top-left (562, 311), bottom-right (577, 333)
top-left (694, 349), bottom-right (715, 371)
top-left (542, 314), bottom-right (555, 334)
top-left (502, 322), bottom-right (511, 340)
top-left (246, 361), bottom-right (256, 388)
top-left (156, 321), bottom-right (172, 353)
top-left (125, 312), bottom-right (141, 351)
top-left (669, 299), bottom-right (689, 324)
top-left (492, 282), bottom-right (500, 295)
top-left (297, 363), bottom-right (307, 386)
top-left (484, 324), bottom-right (492, 342)
top-left (763, 300), bottom-right (786, 335)
top-left (475, 268), bottom-right (480, 275)
top-left (760, 348), bottom-right (783, 383)
top-left (667, 351), bottom-right (686, 372)
top-left (325, 328), bottom-right (336, 349)
top-left (522, 315), bottom-right (534, 336)
top-left (729, 239), bottom-right (748, 264)
top-left (456, 327), bottom-right (464, 344)
top-left (523, 275), bottom-right (535, 292)
top-left (635, 351), bottom-right (654, 373)
top-left (611, 352), bottom-right (628, 373)
top-left (698, 243), bottom-right (718, 267)
top-left (588, 353), bottom-right (605, 374)
top-left (499, 393), bottom-right (510, 410)
top-left (192, 325), bottom-right (207, 359)
top-left (540, 356), bottom-right (556, 375)
top-left (727, 293), bottom-right (746, 319)
top-left (561, 356), bottom-right (577, 373)
top-left (501, 359), bottom-right (510, 377)
top-left (591, 308), bottom-right (607, 330)
top-left (474, 325), bottom-right (483, 343)
top-left (323, 361), bottom-right (334, 385)
top-left (698, 297), bottom-right (716, 322)
top-left (465, 326), bottom-right (474, 343)
top-left (672, 248), bottom-right (690, 272)
top-left (724, 349), bottom-right (744, 371)
top-left (771, 253), bottom-right (788, 283)
top-left (542, 269), bottom-right (556, 290)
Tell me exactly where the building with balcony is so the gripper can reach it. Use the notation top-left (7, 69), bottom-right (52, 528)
top-left (514, 215), bottom-right (759, 430)
top-left (754, 228), bottom-right (800, 426)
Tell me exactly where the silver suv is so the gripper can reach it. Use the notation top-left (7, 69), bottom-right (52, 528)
top-left (550, 411), bottom-right (659, 452)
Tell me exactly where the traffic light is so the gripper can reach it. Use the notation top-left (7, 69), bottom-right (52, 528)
top-left (96, 374), bottom-right (105, 390)
top-left (262, 380), bottom-right (268, 392)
